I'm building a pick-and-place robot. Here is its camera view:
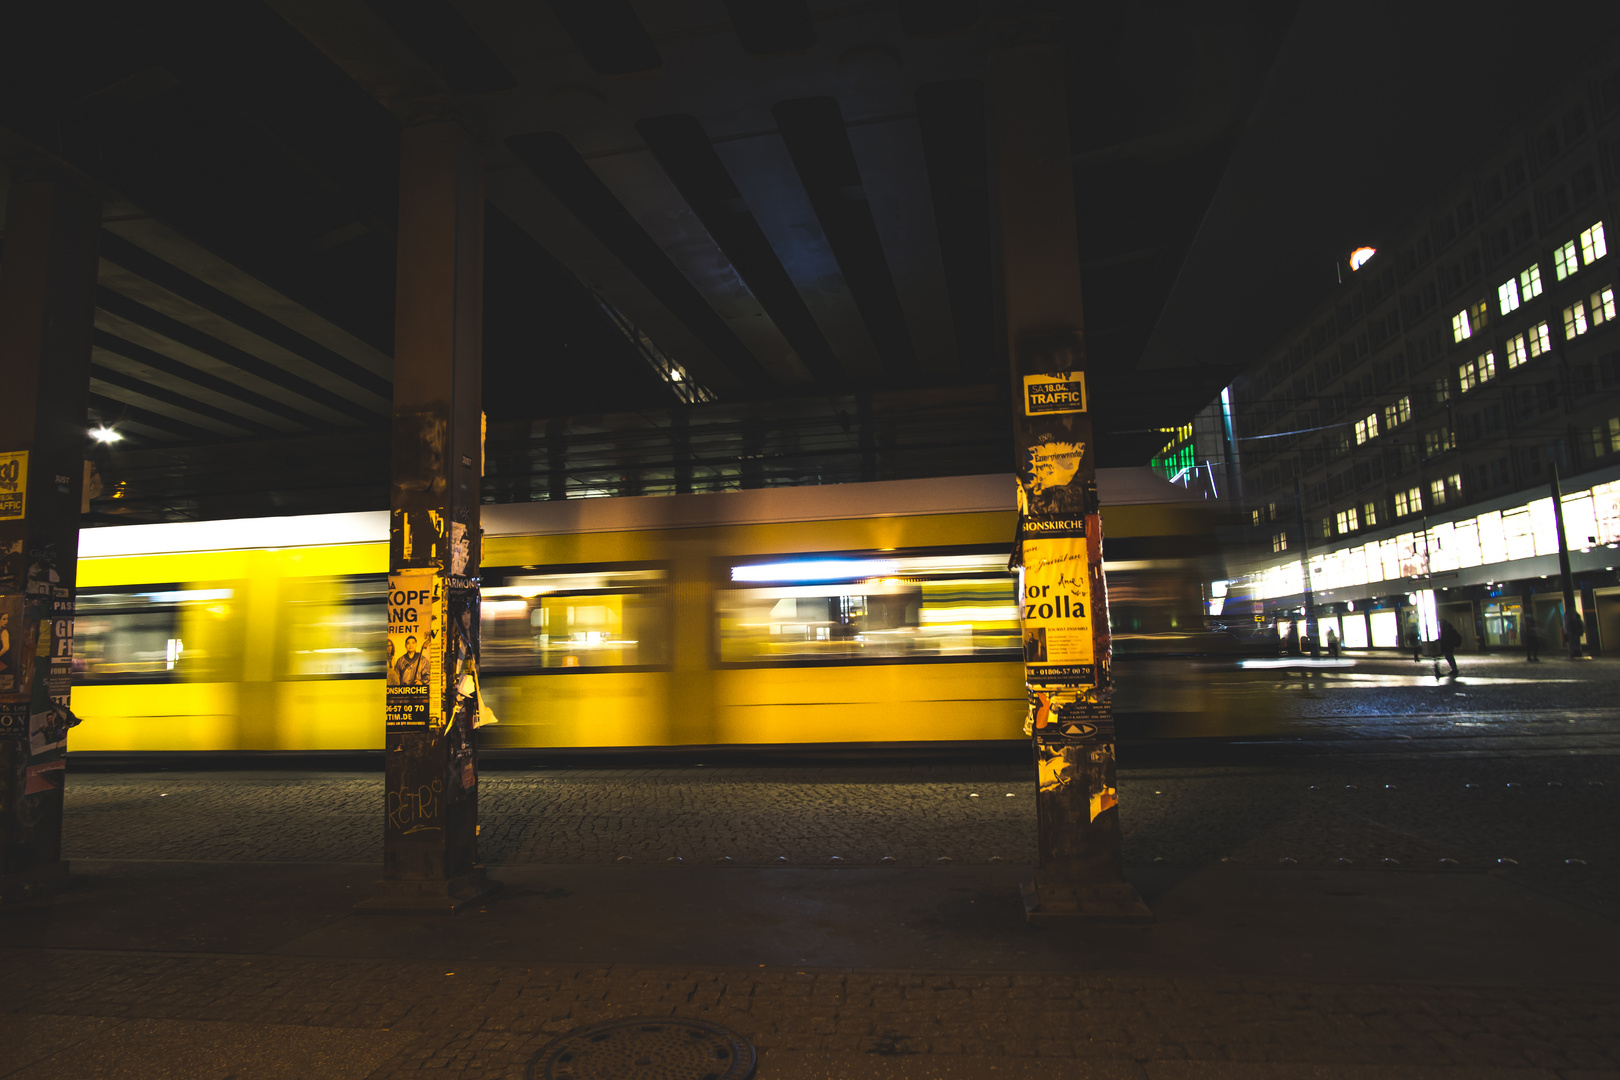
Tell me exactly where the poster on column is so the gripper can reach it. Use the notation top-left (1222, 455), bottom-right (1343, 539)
top-left (1020, 536), bottom-right (1095, 689)
top-left (0, 451), bottom-right (26, 520)
top-left (387, 569), bottom-right (443, 732)
top-left (0, 592), bottom-right (25, 695)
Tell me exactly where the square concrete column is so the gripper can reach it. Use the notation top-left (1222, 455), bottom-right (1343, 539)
top-left (0, 179), bottom-right (100, 903)
top-left (359, 122), bottom-right (496, 913)
top-left (990, 18), bottom-right (1150, 922)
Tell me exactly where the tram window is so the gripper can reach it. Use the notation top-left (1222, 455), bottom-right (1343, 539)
top-left (718, 550), bottom-right (1019, 666)
top-left (74, 585), bottom-right (239, 683)
top-left (284, 575), bottom-right (387, 678)
top-left (481, 565), bottom-right (670, 672)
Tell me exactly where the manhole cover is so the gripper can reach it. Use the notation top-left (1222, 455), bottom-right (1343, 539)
top-left (529, 1018), bottom-right (756, 1080)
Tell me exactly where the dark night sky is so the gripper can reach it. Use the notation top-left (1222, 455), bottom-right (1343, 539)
top-left (1140, 0), bottom-right (1620, 386)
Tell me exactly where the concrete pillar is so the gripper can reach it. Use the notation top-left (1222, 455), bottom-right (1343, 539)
top-left (0, 179), bottom-right (100, 903)
top-left (359, 123), bottom-right (496, 913)
top-left (990, 16), bottom-right (1149, 922)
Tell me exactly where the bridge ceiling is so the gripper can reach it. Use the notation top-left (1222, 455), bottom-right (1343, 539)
top-left (0, 0), bottom-right (1293, 477)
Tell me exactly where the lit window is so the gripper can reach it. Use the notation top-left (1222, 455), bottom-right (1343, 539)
top-left (1383, 396), bottom-right (1410, 429)
top-left (1430, 478), bottom-right (1447, 506)
top-left (1580, 222), bottom-right (1607, 264)
top-left (1451, 309), bottom-right (1472, 342)
top-left (1251, 509), bottom-right (1262, 527)
top-left (1498, 278), bottom-right (1521, 314)
top-left (1564, 300), bottom-right (1590, 338)
top-left (1520, 264), bottom-right (1543, 299)
top-left (1320, 517), bottom-right (1333, 539)
top-left (1335, 507), bottom-right (1360, 534)
top-left (1555, 240), bottom-right (1579, 281)
top-left (1506, 332), bottom-right (1529, 368)
top-left (719, 552), bottom-right (1023, 664)
top-left (1424, 427), bottom-right (1455, 456)
top-left (1272, 532), bottom-right (1288, 553)
top-left (1447, 473), bottom-right (1463, 500)
top-left (1471, 299), bottom-right (1489, 330)
top-left (1528, 321), bottom-right (1551, 356)
top-left (1394, 487), bottom-right (1422, 516)
top-left (1361, 501), bottom-right (1378, 528)
top-left (1592, 285), bottom-right (1616, 325)
top-left (1459, 352), bottom-right (1496, 392)
top-left (1355, 414), bottom-right (1378, 444)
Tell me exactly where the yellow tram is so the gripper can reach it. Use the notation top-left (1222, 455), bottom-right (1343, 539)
top-left (69, 470), bottom-right (1218, 754)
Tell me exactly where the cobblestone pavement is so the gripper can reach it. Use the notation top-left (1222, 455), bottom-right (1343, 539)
top-left (2, 947), bottom-right (1618, 1079)
top-left (60, 751), bottom-right (1620, 911)
top-left (34, 667), bottom-right (1620, 1077)
top-left (1126, 653), bottom-right (1620, 725)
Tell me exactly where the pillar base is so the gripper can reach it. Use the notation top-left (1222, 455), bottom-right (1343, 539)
top-left (355, 868), bottom-right (500, 915)
top-left (1021, 879), bottom-right (1152, 924)
top-left (1, 860), bottom-right (70, 905)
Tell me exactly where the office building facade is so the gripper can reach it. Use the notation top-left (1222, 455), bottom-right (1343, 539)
top-left (1203, 50), bottom-right (1620, 655)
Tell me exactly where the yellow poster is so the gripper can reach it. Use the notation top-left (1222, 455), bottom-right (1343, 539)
top-left (1020, 535), bottom-right (1094, 688)
top-left (0, 451), bottom-right (26, 520)
top-left (386, 569), bottom-right (443, 731)
top-left (1022, 371), bottom-right (1087, 416)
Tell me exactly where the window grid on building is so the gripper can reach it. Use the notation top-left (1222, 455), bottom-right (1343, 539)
top-left (1451, 309), bottom-right (1471, 342)
top-left (1520, 263), bottom-right (1543, 300)
top-left (1355, 414), bottom-right (1378, 444)
top-left (1361, 501), bottom-right (1378, 528)
top-left (1580, 222), bottom-right (1607, 265)
top-left (1529, 321), bottom-right (1552, 356)
top-left (1383, 395), bottom-right (1411, 429)
top-left (1425, 427), bottom-right (1456, 456)
top-left (1592, 285), bottom-right (1616, 326)
top-left (1590, 417), bottom-right (1620, 459)
top-left (1393, 487), bottom-right (1422, 516)
top-left (1565, 300), bottom-right (1590, 338)
top-left (1555, 240), bottom-right (1579, 281)
top-left (1507, 332), bottom-right (1529, 368)
top-left (1272, 532), bottom-right (1288, 553)
top-left (1335, 507), bottom-right (1359, 534)
top-left (1459, 351), bottom-right (1497, 392)
top-left (1498, 278), bottom-right (1520, 314)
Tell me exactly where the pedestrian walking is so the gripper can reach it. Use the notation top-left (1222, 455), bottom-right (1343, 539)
top-left (1407, 626), bottom-right (1421, 662)
top-left (1284, 622), bottom-right (1300, 657)
top-left (1438, 619), bottom-right (1460, 676)
top-left (1568, 609), bottom-right (1586, 659)
top-left (1326, 627), bottom-right (1340, 658)
top-left (1525, 618), bottom-right (1541, 662)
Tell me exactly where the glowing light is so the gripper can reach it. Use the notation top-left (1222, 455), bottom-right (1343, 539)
top-left (90, 425), bottom-right (123, 443)
top-left (1349, 246), bottom-right (1376, 272)
top-left (731, 559), bottom-right (899, 583)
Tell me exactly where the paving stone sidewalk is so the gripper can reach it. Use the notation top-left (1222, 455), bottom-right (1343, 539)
top-left (59, 751), bottom-right (1620, 910)
top-left (1, 948), bottom-right (1617, 1079)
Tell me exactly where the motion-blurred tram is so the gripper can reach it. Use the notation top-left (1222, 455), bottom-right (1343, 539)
top-left (69, 470), bottom-right (1222, 754)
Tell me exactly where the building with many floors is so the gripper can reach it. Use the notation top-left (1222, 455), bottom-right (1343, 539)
top-left (1168, 43), bottom-right (1620, 656)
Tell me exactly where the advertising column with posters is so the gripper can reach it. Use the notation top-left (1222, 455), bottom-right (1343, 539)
top-left (1012, 340), bottom-right (1149, 923)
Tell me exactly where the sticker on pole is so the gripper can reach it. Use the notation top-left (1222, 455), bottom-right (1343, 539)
top-left (0, 451), bottom-right (26, 520)
top-left (1023, 371), bottom-right (1086, 416)
top-left (387, 569), bottom-right (444, 732)
top-left (1020, 536), bottom-right (1094, 687)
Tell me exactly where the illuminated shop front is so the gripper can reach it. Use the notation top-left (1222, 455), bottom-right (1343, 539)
top-left (1217, 470), bottom-right (1620, 653)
